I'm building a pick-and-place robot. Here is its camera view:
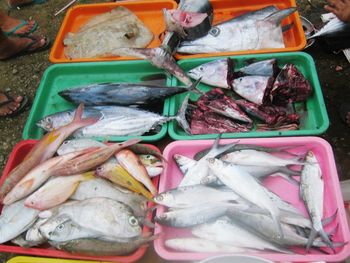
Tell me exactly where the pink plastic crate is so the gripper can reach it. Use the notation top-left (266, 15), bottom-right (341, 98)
top-left (154, 137), bottom-right (350, 262)
top-left (0, 140), bottom-right (159, 263)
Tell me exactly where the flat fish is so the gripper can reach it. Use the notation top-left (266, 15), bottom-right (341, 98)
top-left (178, 7), bottom-right (296, 54)
top-left (64, 6), bottom-right (153, 59)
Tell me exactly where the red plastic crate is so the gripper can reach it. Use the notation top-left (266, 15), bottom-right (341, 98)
top-left (0, 140), bottom-right (159, 263)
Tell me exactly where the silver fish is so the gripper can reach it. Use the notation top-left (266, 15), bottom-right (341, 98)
top-left (0, 199), bottom-right (39, 244)
top-left (207, 158), bottom-right (283, 238)
top-left (70, 178), bottom-right (147, 217)
top-left (40, 197), bottom-right (142, 240)
top-left (192, 217), bottom-right (290, 253)
top-left (155, 203), bottom-right (246, 227)
top-left (40, 214), bottom-right (102, 242)
top-left (153, 185), bottom-right (240, 209)
top-left (300, 151), bottom-right (335, 251)
top-left (165, 238), bottom-right (247, 253)
top-left (178, 7), bottom-right (297, 54)
top-left (50, 234), bottom-right (157, 256)
top-left (177, 135), bottom-right (237, 187)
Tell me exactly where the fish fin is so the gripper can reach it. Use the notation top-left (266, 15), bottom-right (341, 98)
top-left (226, 57), bottom-right (235, 88)
top-left (175, 94), bottom-right (191, 134)
top-left (306, 228), bottom-right (318, 252)
top-left (270, 172), bottom-right (299, 186)
top-left (186, 77), bottom-right (204, 95)
top-left (73, 103), bottom-right (99, 128)
top-left (264, 8), bottom-right (297, 26)
top-left (322, 209), bottom-right (338, 226)
top-left (318, 229), bottom-right (336, 253)
top-left (208, 135), bottom-right (239, 158)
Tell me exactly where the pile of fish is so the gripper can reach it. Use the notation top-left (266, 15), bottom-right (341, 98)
top-left (0, 105), bottom-right (164, 256)
top-left (184, 58), bottom-right (312, 134)
top-left (154, 136), bottom-right (342, 255)
top-left (64, 7), bottom-right (154, 59)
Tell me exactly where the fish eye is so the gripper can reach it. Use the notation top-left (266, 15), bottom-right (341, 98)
top-left (209, 27), bottom-right (220, 37)
top-left (57, 224), bottom-right (65, 232)
top-left (129, 216), bottom-right (139, 226)
top-left (199, 66), bottom-right (204, 72)
top-left (48, 231), bottom-right (53, 236)
top-left (155, 195), bottom-right (163, 201)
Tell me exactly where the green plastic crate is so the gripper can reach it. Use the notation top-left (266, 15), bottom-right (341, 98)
top-left (23, 60), bottom-right (170, 142)
top-left (168, 52), bottom-right (329, 140)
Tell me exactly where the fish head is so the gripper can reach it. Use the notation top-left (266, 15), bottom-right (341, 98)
top-left (207, 158), bottom-right (224, 171)
top-left (39, 214), bottom-right (72, 240)
top-left (36, 116), bottom-right (54, 131)
top-left (123, 215), bottom-right (142, 238)
top-left (153, 192), bottom-right (175, 206)
top-left (139, 154), bottom-right (162, 167)
top-left (95, 160), bottom-right (117, 177)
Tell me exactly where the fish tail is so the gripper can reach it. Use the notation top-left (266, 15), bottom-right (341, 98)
top-left (318, 228), bottom-right (336, 253)
top-left (264, 7), bottom-right (297, 25)
top-left (187, 78), bottom-right (204, 95)
top-left (72, 103), bottom-right (99, 128)
top-left (322, 210), bottom-right (338, 226)
top-left (110, 138), bottom-right (142, 152)
top-left (175, 94), bottom-right (191, 134)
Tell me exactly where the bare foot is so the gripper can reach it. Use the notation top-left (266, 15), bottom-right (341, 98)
top-left (0, 34), bottom-right (47, 60)
top-left (0, 15), bottom-right (36, 36)
top-left (0, 93), bottom-right (23, 117)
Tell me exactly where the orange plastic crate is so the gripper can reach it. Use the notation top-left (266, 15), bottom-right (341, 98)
top-left (49, 0), bottom-right (177, 63)
top-left (175, 0), bottom-right (306, 59)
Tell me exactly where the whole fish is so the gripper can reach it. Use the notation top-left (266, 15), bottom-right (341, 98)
top-left (192, 217), bottom-right (290, 253)
top-left (0, 103), bottom-right (98, 202)
top-left (177, 135), bottom-right (237, 187)
top-left (70, 178), bottom-right (147, 217)
top-left (96, 162), bottom-right (153, 200)
top-left (155, 203), bottom-right (246, 227)
top-left (58, 80), bottom-right (199, 107)
top-left (106, 47), bottom-right (193, 86)
top-left (153, 185), bottom-right (240, 209)
top-left (40, 214), bottom-right (102, 242)
top-left (208, 158), bottom-right (283, 237)
top-left (165, 238), bottom-right (247, 253)
top-left (221, 149), bottom-right (304, 167)
top-left (3, 149), bottom-right (95, 205)
top-left (56, 139), bottom-right (106, 155)
top-left (0, 199), bottom-right (39, 244)
top-left (187, 58), bottom-right (231, 89)
top-left (227, 210), bottom-right (328, 248)
top-left (40, 197), bottom-right (142, 240)
top-left (300, 151), bottom-right (335, 251)
top-left (50, 139), bottom-right (140, 176)
top-left (116, 149), bottom-right (157, 195)
top-left (25, 172), bottom-right (95, 210)
top-left (51, 95), bottom-right (190, 137)
top-left (178, 7), bottom-right (297, 54)
top-left (50, 234), bottom-right (157, 256)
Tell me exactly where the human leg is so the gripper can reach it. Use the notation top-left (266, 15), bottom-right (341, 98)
top-left (0, 10), bottom-right (37, 36)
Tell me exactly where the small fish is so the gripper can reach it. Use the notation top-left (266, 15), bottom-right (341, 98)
top-left (40, 197), bottom-right (142, 240)
top-left (178, 135), bottom-right (237, 187)
top-left (153, 185), bottom-right (240, 209)
top-left (50, 139), bottom-right (141, 176)
top-left (24, 172), bottom-right (95, 210)
top-left (3, 149), bottom-right (95, 205)
top-left (165, 238), bottom-right (247, 253)
top-left (49, 234), bottom-right (157, 256)
top-left (221, 149), bottom-right (305, 167)
top-left (70, 178), bottom-right (147, 217)
top-left (0, 199), bottom-right (39, 244)
top-left (208, 158), bottom-right (283, 238)
top-left (116, 149), bottom-right (157, 195)
top-left (0, 103), bottom-right (98, 202)
top-left (192, 217), bottom-right (290, 253)
top-left (96, 162), bottom-right (153, 200)
top-left (300, 151), bottom-right (335, 252)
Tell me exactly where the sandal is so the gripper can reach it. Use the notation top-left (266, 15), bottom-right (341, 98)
top-left (0, 93), bottom-right (29, 118)
top-left (338, 103), bottom-right (350, 127)
top-left (14, 35), bottom-right (50, 58)
top-left (3, 20), bottom-right (38, 37)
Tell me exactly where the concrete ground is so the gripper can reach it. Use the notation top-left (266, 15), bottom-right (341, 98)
top-left (0, 0), bottom-right (349, 262)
